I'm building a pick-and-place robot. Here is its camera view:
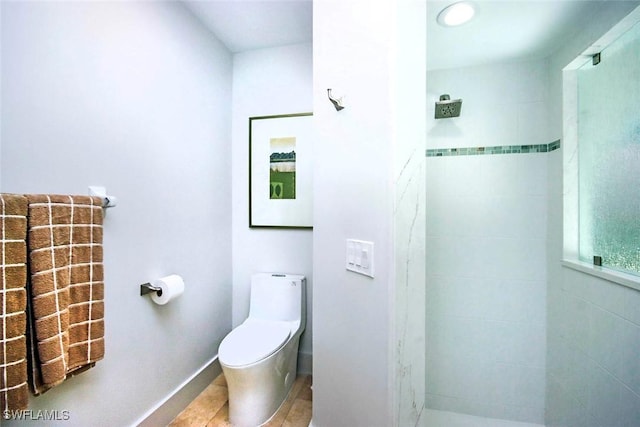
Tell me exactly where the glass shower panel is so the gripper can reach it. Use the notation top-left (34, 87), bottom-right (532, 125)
top-left (578, 19), bottom-right (640, 275)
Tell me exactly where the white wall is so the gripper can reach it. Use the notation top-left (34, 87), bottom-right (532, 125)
top-left (546, 2), bottom-right (640, 426)
top-left (425, 59), bottom-right (549, 424)
top-left (313, 1), bottom-right (428, 424)
top-left (231, 43), bottom-right (313, 373)
top-left (313, 0), bottom-right (395, 425)
top-left (1, 2), bottom-right (232, 425)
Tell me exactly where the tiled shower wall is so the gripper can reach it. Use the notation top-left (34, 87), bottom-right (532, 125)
top-left (425, 59), bottom-right (550, 424)
top-left (545, 4), bottom-right (640, 424)
top-left (546, 267), bottom-right (640, 426)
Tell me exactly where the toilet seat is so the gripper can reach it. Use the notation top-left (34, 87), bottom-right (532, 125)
top-left (219, 319), bottom-right (291, 367)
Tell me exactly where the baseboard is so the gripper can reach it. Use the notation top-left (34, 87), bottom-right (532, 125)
top-left (135, 356), bottom-right (221, 427)
top-left (297, 351), bottom-right (312, 376)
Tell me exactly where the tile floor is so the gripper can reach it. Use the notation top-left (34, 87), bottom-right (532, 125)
top-left (425, 409), bottom-right (545, 427)
top-left (168, 376), bottom-right (546, 427)
top-left (169, 373), bottom-right (312, 427)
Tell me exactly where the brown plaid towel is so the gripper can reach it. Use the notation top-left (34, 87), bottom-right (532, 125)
top-left (0, 194), bottom-right (29, 411)
top-left (26, 195), bottom-right (104, 394)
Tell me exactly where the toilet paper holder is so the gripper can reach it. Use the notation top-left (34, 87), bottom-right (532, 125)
top-left (140, 282), bottom-right (162, 296)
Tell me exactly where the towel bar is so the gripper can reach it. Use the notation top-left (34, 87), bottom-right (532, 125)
top-left (88, 186), bottom-right (117, 208)
top-left (98, 196), bottom-right (117, 208)
top-left (140, 282), bottom-right (162, 296)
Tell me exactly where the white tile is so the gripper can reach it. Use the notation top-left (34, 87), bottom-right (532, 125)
top-left (565, 348), bottom-right (593, 408)
top-left (444, 155), bottom-right (485, 197)
top-left (562, 295), bottom-right (590, 351)
top-left (622, 285), bottom-right (640, 326)
top-left (505, 61), bottom-right (548, 104)
top-left (453, 276), bottom-right (493, 320)
top-left (479, 155), bottom-right (534, 197)
top-left (485, 361), bottom-right (513, 406)
top-left (425, 197), bottom-right (449, 238)
top-left (429, 352), bottom-right (494, 403)
top-left (478, 195), bottom-right (547, 240)
top-left (428, 274), bottom-right (493, 321)
top-left (588, 365), bottom-right (623, 427)
top-left (588, 306), bottom-right (623, 375)
top-left (425, 275), bottom-right (447, 318)
top-left (486, 418), bottom-right (545, 427)
top-left (581, 273), bottom-right (627, 315)
top-left (545, 376), bottom-right (568, 427)
top-left (425, 393), bottom-right (478, 416)
top-left (492, 362), bottom-right (520, 406)
top-left (481, 157), bottom-right (515, 197)
top-left (492, 321), bottom-right (545, 368)
top-left (473, 102), bottom-right (518, 146)
top-left (619, 384), bottom-right (640, 427)
top-left (517, 101), bottom-right (549, 146)
top-left (424, 410), bottom-right (546, 427)
top-left (514, 195), bottom-right (548, 239)
top-left (484, 237), bottom-right (546, 282)
top-left (497, 279), bottom-right (546, 323)
top-left (618, 318), bottom-right (640, 395)
top-left (425, 236), bottom-right (460, 276)
top-left (425, 354), bottom-right (461, 397)
top-left (503, 402), bottom-right (545, 424)
top-left (424, 410), bottom-right (488, 427)
top-left (424, 408), bottom-right (453, 426)
top-left (513, 366), bottom-right (546, 410)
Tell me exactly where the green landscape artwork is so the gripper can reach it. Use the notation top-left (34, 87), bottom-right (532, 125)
top-left (269, 137), bottom-right (296, 200)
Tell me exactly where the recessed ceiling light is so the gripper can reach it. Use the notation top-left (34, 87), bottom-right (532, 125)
top-left (437, 1), bottom-right (476, 27)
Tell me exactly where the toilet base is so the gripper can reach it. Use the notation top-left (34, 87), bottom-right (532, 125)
top-left (221, 336), bottom-right (300, 427)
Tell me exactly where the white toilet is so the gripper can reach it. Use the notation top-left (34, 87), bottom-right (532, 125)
top-left (218, 273), bottom-right (306, 427)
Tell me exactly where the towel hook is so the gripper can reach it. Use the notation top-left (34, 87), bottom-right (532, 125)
top-left (327, 88), bottom-right (345, 111)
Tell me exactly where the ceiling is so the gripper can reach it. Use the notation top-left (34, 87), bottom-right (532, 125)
top-left (426, 1), bottom-right (606, 70)
top-left (182, 0), bottom-right (312, 53)
top-left (183, 0), bottom-right (609, 68)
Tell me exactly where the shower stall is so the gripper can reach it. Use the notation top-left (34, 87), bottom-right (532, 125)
top-left (425, 58), bottom-right (550, 426)
top-left (423, 2), bottom-right (640, 426)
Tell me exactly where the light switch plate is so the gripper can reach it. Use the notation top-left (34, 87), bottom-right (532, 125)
top-left (346, 239), bottom-right (374, 278)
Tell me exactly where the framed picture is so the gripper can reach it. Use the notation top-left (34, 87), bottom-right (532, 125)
top-left (249, 113), bottom-right (313, 228)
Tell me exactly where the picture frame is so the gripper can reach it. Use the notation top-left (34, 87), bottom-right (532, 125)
top-left (249, 113), bottom-right (313, 229)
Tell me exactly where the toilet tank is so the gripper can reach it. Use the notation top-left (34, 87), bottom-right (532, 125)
top-left (249, 273), bottom-right (305, 322)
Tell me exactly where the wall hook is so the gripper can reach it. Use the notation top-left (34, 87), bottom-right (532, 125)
top-left (327, 89), bottom-right (345, 111)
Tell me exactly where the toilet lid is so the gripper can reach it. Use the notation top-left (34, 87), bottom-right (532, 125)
top-left (219, 320), bottom-right (291, 367)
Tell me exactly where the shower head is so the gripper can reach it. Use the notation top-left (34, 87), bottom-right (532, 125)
top-left (435, 94), bottom-right (462, 119)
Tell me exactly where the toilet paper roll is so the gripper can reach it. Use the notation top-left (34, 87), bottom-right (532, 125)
top-left (150, 274), bottom-right (185, 305)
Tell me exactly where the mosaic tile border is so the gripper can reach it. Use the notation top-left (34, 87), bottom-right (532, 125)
top-left (426, 140), bottom-right (560, 157)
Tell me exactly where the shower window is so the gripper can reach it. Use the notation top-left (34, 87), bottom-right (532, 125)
top-left (576, 17), bottom-right (640, 276)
